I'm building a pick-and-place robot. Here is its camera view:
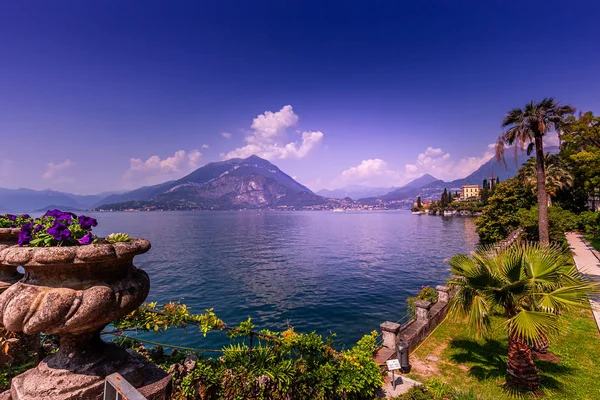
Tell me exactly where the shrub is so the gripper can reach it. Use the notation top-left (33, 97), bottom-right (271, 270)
top-left (579, 211), bottom-right (600, 237)
top-left (517, 205), bottom-right (579, 243)
top-left (407, 286), bottom-right (438, 317)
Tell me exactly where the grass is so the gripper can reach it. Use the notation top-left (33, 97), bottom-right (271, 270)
top-left (407, 309), bottom-right (600, 399)
top-left (583, 234), bottom-right (600, 252)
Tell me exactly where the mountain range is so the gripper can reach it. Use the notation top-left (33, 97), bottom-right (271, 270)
top-left (0, 147), bottom-right (552, 212)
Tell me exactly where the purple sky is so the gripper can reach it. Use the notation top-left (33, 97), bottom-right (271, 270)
top-left (1, 1), bottom-right (599, 194)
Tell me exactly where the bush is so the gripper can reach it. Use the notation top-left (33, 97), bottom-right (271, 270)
top-left (579, 211), bottom-right (600, 237)
top-left (407, 286), bottom-right (438, 317)
top-left (517, 205), bottom-right (579, 243)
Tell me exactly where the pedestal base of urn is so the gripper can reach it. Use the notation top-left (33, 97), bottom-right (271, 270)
top-left (9, 343), bottom-right (171, 400)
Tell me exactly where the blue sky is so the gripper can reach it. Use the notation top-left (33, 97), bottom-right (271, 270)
top-left (1, 0), bottom-right (599, 194)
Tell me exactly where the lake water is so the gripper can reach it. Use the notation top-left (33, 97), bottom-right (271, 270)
top-left (86, 210), bottom-right (478, 350)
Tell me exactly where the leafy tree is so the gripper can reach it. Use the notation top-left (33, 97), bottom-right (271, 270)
top-left (496, 177), bottom-right (500, 186)
top-left (496, 98), bottom-right (575, 244)
top-left (561, 111), bottom-right (600, 210)
top-left (517, 154), bottom-right (573, 206)
top-left (448, 243), bottom-right (596, 391)
top-left (475, 178), bottom-right (535, 244)
top-left (417, 196), bottom-right (422, 209)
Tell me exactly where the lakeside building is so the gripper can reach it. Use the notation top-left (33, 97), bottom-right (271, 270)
top-left (460, 185), bottom-right (480, 200)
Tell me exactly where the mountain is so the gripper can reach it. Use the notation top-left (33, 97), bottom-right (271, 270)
top-left (0, 188), bottom-right (125, 212)
top-left (358, 146), bottom-right (559, 207)
top-left (317, 185), bottom-right (397, 200)
top-left (96, 155), bottom-right (326, 210)
top-left (402, 174), bottom-right (439, 189)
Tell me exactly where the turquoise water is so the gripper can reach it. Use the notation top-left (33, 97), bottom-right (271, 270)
top-left (88, 210), bottom-right (478, 350)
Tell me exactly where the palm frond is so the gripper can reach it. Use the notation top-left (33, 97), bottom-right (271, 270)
top-left (506, 310), bottom-right (560, 345)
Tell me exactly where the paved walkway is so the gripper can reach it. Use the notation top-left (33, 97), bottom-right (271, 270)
top-left (381, 372), bottom-right (420, 397)
top-left (565, 232), bottom-right (600, 332)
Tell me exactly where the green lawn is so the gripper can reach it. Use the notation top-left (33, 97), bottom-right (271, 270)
top-left (408, 309), bottom-right (600, 399)
top-left (584, 234), bottom-right (600, 252)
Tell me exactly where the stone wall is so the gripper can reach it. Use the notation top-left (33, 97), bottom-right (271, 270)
top-left (378, 285), bottom-right (453, 361)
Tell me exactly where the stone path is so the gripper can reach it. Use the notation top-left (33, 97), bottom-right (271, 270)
top-left (381, 372), bottom-right (421, 397)
top-left (565, 232), bottom-right (600, 332)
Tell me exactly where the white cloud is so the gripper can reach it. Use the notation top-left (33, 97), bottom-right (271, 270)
top-left (403, 147), bottom-right (494, 182)
top-left (201, 144), bottom-right (210, 149)
top-left (340, 159), bottom-right (400, 183)
top-left (221, 132), bottom-right (232, 139)
top-left (222, 105), bottom-right (324, 160)
top-left (333, 145), bottom-right (498, 189)
top-left (124, 149), bottom-right (203, 185)
top-left (43, 159), bottom-right (74, 180)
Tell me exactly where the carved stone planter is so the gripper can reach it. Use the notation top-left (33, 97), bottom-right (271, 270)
top-left (0, 239), bottom-right (170, 400)
top-left (0, 229), bottom-right (22, 293)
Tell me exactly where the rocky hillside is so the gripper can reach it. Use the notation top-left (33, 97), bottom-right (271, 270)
top-left (96, 155), bottom-right (326, 210)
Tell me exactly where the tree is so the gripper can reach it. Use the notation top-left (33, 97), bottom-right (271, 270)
top-left (496, 177), bottom-right (500, 186)
top-left (496, 98), bottom-right (575, 244)
top-left (441, 188), bottom-right (449, 207)
top-left (416, 196), bottom-right (422, 209)
top-left (475, 178), bottom-right (535, 244)
top-left (518, 154), bottom-right (573, 206)
top-left (561, 111), bottom-right (600, 209)
top-left (483, 178), bottom-right (488, 190)
top-left (448, 243), bottom-right (596, 391)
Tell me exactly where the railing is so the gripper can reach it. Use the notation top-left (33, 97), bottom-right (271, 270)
top-left (104, 373), bottom-right (146, 400)
top-left (495, 227), bottom-right (524, 251)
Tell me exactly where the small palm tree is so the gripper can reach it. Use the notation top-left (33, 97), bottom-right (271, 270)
top-left (496, 98), bottom-right (575, 244)
top-left (448, 243), bottom-right (596, 391)
top-left (518, 154), bottom-right (573, 206)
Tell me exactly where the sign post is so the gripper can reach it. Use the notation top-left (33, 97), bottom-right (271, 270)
top-left (386, 359), bottom-right (401, 390)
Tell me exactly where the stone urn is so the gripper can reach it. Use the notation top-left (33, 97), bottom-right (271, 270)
top-left (0, 239), bottom-right (171, 400)
top-left (0, 229), bottom-right (22, 293)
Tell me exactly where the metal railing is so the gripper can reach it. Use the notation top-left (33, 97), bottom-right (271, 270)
top-left (104, 373), bottom-right (146, 400)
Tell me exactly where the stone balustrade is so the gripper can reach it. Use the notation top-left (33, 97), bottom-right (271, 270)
top-left (377, 285), bottom-right (455, 363)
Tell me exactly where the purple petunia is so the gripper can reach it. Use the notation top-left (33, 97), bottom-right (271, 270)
top-left (18, 230), bottom-right (32, 246)
top-left (56, 214), bottom-right (74, 225)
top-left (47, 223), bottom-right (71, 242)
top-left (78, 216), bottom-right (98, 230)
top-left (21, 214), bottom-right (31, 219)
top-left (43, 209), bottom-right (64, 218)
top-left (78, 232), bottom-right (94, 245)
top-left (18, 222), bottom-right (34, 246)
top-left (34, 224), bottom-right (44, 233)
top-left (7, 214), bottom-right (17, 221)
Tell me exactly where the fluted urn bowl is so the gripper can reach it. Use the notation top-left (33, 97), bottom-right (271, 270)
top-left (0, 228), bottom-right (23, 293)
top-left (0, 239), bottom-right (153, 400)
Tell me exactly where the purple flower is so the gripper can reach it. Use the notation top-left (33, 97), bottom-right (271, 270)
top-left (21, 214), bottom-right (31, 219)
top-left (34, 224), bottom-right (44, 233)
top-left (18, 223), bottom-right (33, 246)
top-left (7, 214), bottom-right (17, 221)
top-left (56, 214), bottom-right (74, 225)
top-left (78, 216), bottom-right (98, 230)
top-left (43, 209), bottom-right (63, 218)
top-left (47, 223), bottom-right (71, 242)
top-left (18, 230), bottom-right (32, 246)
top-left (78, 232), bottom-right (94, 245)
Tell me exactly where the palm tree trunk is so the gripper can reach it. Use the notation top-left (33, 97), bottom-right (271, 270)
top-left (506, 332), bottom-right (540, 391)
top-left (535, 135), bottom-right (549, 245)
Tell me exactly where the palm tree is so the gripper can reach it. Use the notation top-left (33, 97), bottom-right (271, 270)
top-left (448, 243), bottom-right (596, 391)
top-left (496, 98), bottom-right (575, 245)
top-left (518, 153), bottom-right (574, 206)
